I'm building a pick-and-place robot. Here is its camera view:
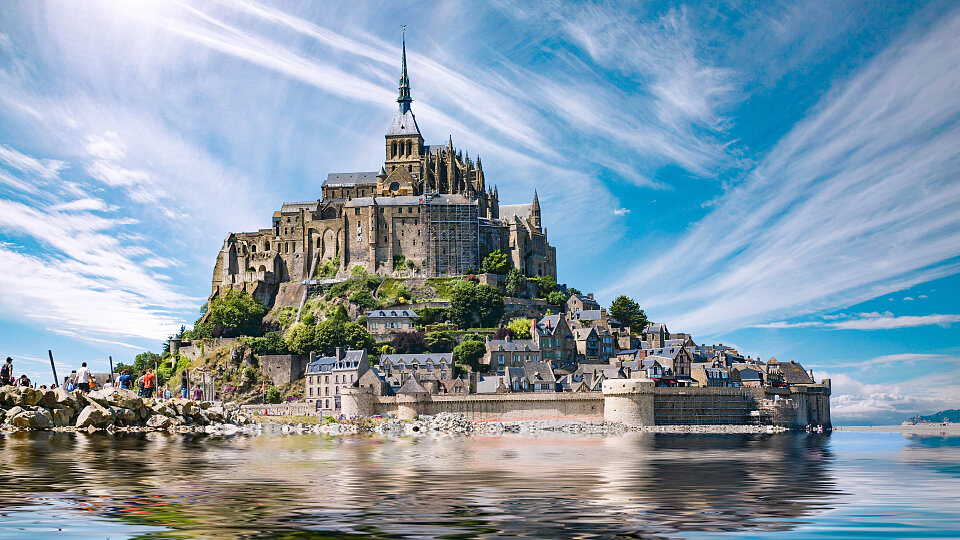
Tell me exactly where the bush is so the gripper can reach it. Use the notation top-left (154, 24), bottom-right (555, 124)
top-left (453, 339), bottom-right (486, 371)
top-left (506, 318), bottom-right (532, 340)
top-left (285, 317), bottom-right (375, 356)
top-left (504, 268), bottom-right (527, 297)
top-left (350, 265), bottom-right (367, 277)
top-left (492, 327), bottom-right (514, 340)
top-left (242, 333), bottom-right (288, 355)
top-left (529, 275), bottom-right (557, 299)
top-left (392, 331), bottom-right (427, 354)
top-left (481, 249), bottom-right (510, 275)
top-left (424, 330), bottom-right (456, 353)
top-left (315, 253), bottom-right (340, 278)
top-left (265, 386), bottom-right (281, 404)
top-left (547, 290), bottom-right (566, 305)
top-left (393, 255), bottom-right (406, 271)
top-left (192, 290), bottom-right (267, 338)
top-left (449, 280), bottom-right (504, 328)
top-left (349, 288), bottom-right (380, 310)
top-left (415, 307), bottom-right (448, 327)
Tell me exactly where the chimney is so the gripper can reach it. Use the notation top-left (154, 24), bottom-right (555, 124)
top-left (587, 293), bottom-right (594, 299)
top-left (336, 347), bottom-right (344, 359)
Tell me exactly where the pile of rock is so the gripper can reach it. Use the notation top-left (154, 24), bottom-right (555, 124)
top-left (0, 386), bottom-right (250, 431)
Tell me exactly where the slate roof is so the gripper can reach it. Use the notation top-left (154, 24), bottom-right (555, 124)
top-left (397, 376), bottom-right (429, 394)
top-left (643, 323), bottom-right (669, 334)
top-left (367, 309), bottom-right (417, 319)
top-left (387, 108), bottom-right (421, 136)
top-left (522, 361), bottom-right (556, 384)
top-left (305, 349), bottom-right (367, 374)
top-left (643, 346), bottom-right (684, 359)
top-left (324, 172), bottom-right (379, 186)
top-left (534, 315), bottom-right (564, 336)
top-left (487, 339), bottom-right (540, 352)
top-left (381, 353), bottom-right (452, 365)
top-left (572, 328), bottom-right (598, 341)
top-left (280, 201), bottom-right (319, 213)
top-left (569, 293), bottom-right (601, 310)
top-left (475, 374), bottom-right (504, 394)
top-left (499, 203), bottom-right (532, 222)
top-left (343, 196), bottom-right (422, 207)
top-left (780, 361), bottom-right (815, 385)
top-left (572, 310), bottom-right (604, 321)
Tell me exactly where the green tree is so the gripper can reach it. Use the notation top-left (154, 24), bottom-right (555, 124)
top-left (193, 290), bottom-right (267, 338)
top-left (504, 268), bottom-right (526, 297)
top-left (481, 249), bottom-right (511, 275)
top-left (265, 386), bottom-right (282, 404)
top-left (506, 318), bottom-right (533, 340)
top-left (314, 319), bottom-right (375, 356)
top-left (449, 280), bottom-right (505, 328)
top-left (415, 307), bottom-right (448, 327)
top-left (424, 330), bottom-right (456, 353)
top-left (529, 274), bottom-right (556, 299)
top-left (567, 287), bottom-right (582, 296)
top-left (547, 290), bottom-right (566, 305)
top-left (284, 322), bottom-right (317, 355)
top-left (453, 339), bottom-right (486, 371)
top-left (609, 295), bottom-right (648, 330)
top-left (349, 288), bottom-right (380, 310)
top-left (242, 332), bottom-right (289, 355)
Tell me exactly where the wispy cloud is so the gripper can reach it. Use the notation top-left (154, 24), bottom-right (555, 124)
top-left (824, 369), bottom-right (960, 425)
top-left (605, 9), bottom-right (960, 335)
top-left (754, 312), bottom-right (960, 330)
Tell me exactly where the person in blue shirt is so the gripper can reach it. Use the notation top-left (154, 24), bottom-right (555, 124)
top-left (118, 369), bottom-right (133, 390)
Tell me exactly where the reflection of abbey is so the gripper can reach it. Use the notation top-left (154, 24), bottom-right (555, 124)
top-left (211, 38), bottom-right (556, 302)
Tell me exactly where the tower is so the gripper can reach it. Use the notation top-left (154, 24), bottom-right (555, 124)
top-left (531, 190), bottom-right (541, 230)
top-left (382, 30), bottom-right (423, 195)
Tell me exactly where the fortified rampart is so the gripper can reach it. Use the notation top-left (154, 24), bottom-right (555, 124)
top-left (342, 378), bottom-right (831, 428)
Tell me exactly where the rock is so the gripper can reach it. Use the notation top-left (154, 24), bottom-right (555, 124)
top-left (0, 387), bottom-right (18, 407)
top-left (85, 388), bottom-right (117, 407)
top-left (76, 405), bottom-right (113, 428)
top-left (152, 403), bottom-right (175, 417)
top-left (111, 389), bottom-right (143, 411)
top-left (178, 400), bottom-right (199, 417)
top-left (136, 406), bottom-right (150, 420)
top-left (109, 406), bottom-right (137, 425)
top-left (52, 407), bottom-right (75, 427)
top-left (37, 390), bottom-right (58, 409)
top-left (146, 415), bottom-right (172, 428)
top-left (19, 387), bottom-right (43, 406)
top-left (5, 406), bottom-right (25, 420)
top-left (54, 387), bottom-right (84, 409)
top-left (11, 410), bottom-right (53, 429)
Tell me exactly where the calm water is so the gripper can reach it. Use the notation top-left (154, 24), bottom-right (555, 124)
top-left (0, 430), bottom-right (958, 539)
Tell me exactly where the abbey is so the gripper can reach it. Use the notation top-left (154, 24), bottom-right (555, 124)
top-left (211, 38), bottom-right (556, 304)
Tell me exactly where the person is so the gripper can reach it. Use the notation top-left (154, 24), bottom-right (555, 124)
top-left (192, 385), bottom-right (203, 401)
top-left (118, 369), bottom-right (132, 390)
top-left (65, 377), bottom-right (76, 392)
top-left (76, 362), bottom-right (91, 392)
top-left (181, 371), bottom-right (189, 399)
top-left (17, 374), bottom-right (30, 388)
top-left (164, 387), bottom-right (172, 400)
top-left (1, 357), bottom-right (12, 386)
top-left (142, 369), bottom-right (155, 398)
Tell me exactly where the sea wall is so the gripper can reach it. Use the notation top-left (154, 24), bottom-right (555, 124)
top-left (344, 380), bottom-right (832, 428)
top-left (241, 402), bottom-right (316, 416)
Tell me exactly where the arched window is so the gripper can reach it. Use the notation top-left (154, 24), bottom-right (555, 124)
top-left (406, 140), bottom-right (412, 155)
top-left (264, 241), bottom-right (270, 251)
top-left (250, 245), bottom-right (256, 253)
top-left (392, 141), bottom-right (397, 157)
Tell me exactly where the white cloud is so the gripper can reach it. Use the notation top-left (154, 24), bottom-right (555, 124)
top-left (604, 9), bottom-right (960, 335)
top-left (613, 208), bottom-right (631, 216)
top-left (754, 312), bottom-right (960, 331)
top-left (0, 144), bottom-right (66, 179)
top-left (823, 370), bottom-right (960, 425)
top-left (51, 198), bottom-right (115, 212)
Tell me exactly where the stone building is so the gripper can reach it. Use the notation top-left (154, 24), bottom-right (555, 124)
top-left (304, 348), bottom-right (370, 411)
top-left (379, 352), bottom-right (454, 394)
top-left (531, 315), bottom-right (576, 369)
top-left (482, 338), bottom-right (541, 374)
top-left (210, 37), bottom-right (556, 306)
top-left (366, 309), bottom-right (418, 338)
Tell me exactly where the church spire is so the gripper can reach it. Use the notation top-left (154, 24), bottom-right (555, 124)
top-left (397, 27), bottom-right (412, 112)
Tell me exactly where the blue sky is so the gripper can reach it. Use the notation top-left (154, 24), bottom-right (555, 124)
top-left (1, 0), bottom-right (958, 424)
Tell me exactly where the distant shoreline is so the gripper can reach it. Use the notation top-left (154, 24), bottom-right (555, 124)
top-left (835, 424), bottom-right (960, 435)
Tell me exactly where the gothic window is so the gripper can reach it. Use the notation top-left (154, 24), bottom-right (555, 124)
top-left (392, 141), bottom-right (397, 157)
top-left (406, 140), bottom-right (412, 155)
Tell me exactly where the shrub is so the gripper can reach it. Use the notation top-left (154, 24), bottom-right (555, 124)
top-left (547, 290), bottom-right (566, 305)
top-left (350, 265), bottom-right (367, 277)
top-left (192, 290), bottom-right (267, 338)
top-left (265, 386), bottom-right (281, 404)
top-left (349, 288), bottom-right (380, 310)
top-left (449, 280), bottom-right (504, 329)
top-left (415, 307), bottom-right (448, 327)
top-left (424, 330), bottom-right (456, 353)
top-left (506, 318), bottom-right (532, 340)
top-left (453, 339), bottom-right (486, 371)
top-left (242, 333), bottom-right (288, 355)
top-left (392, 331), bottom-right (427, 354)
top-left (504, 268), bottom-right (527, 297)
top-left (481, 249), bottom-right (510, 275)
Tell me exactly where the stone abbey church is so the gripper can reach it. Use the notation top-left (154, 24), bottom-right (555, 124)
top-left (211, 38), bottom-right (556, 303)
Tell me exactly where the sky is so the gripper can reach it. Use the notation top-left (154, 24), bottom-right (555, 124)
top-left (0, 0), bottom-right (958, 425)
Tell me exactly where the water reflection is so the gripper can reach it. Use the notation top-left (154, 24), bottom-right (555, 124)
top-left (0, 431), bottom-right (856, 539)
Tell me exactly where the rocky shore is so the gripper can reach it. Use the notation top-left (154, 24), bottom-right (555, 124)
top-left (0, 386), bottom-right (253, 433)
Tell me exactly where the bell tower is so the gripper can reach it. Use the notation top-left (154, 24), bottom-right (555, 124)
top-left (384, 29), bottom-right (423, 193)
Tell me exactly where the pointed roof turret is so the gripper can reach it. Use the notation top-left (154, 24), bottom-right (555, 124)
top-left (387, 29), bottom-right (421, 137)
top-left (397, 28), bottom-right (412, 112)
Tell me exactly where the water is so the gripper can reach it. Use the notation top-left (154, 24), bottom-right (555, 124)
top-left (1, 430), bottom-right (958, 539)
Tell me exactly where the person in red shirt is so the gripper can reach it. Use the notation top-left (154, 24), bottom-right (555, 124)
top-left (142, 369), bottom-right (156, 398)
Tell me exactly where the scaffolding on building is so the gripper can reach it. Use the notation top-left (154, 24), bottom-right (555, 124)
top-left (420, 193), bottom-right (480, 276)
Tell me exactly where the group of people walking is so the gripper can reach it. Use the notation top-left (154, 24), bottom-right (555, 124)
top-left (2, 356), bottom-right (204, 401)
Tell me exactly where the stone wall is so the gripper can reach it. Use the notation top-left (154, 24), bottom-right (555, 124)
top-left (345, 379), bottom-right (832, 428)
top-left (178, 338), bottom-right (241, 362)
top-left (260, 354), bottom-right (310, 386)
top-left (241, 403), bottom-right (316, 416)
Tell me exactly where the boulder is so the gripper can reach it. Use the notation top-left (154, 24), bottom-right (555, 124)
top-left (11, 410), bottom-right (53, 429)
top-left (174, 400), bottom-right (199, 417)
top-left (0, 387), bottom-right (18, 406)
top-left (76, 405), bottom-right (113, 428)
top-left (85, 388), bottom-right (117, 407)
top-left (37, 390), bottom-right (58, 409)
top-left (54, 387), bottom-right (84, 409)
top-left (19, 387), bottom-right (43, 406)
top-left (109, 406), bottom-right (137, 425)
top-left (146, 415), bottom-right (172, 428)
top-left (52, 407), bottom-right (76, 427)
top-left (5, 405), bottom-right (25, 421)
top-left (152, 402), bottom-right (175, 417)
top-left (107, 389), bottom-right (143, 410)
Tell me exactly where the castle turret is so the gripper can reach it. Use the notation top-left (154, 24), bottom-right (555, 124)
top-left (531, 190), bottom-right (541, 230)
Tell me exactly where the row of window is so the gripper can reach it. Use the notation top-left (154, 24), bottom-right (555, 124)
top-left (307, 373), bottom-right (355, 385)
top-left (369, 321), bottom-right (413, 329)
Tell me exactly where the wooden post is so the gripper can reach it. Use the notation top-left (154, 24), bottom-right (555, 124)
top-left (109, 356), bottom-right (115, 384)
top-left (48, 350), bottom-right (58, 387)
